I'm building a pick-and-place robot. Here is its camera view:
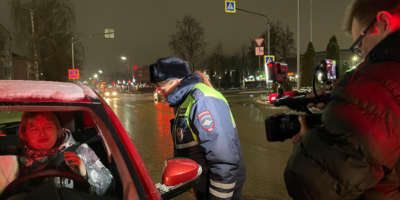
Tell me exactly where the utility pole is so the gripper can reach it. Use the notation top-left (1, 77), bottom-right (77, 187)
top-left (127, 59), bottom-right (130, 93)
top-left (71, 37), bottom-right (75, 83)
top-left (297, 0), bottom-right (301, 89)
top-left (71, 37), bottom-right (75, 69)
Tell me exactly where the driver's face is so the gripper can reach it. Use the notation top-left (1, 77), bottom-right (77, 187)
top-left (25, 115), bottom-right (58, 149)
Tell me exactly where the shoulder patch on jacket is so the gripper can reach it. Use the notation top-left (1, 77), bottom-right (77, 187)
top-left (191, 89), bottom-right (205, 100)
top-left (198, 110), bottom-right (214, 132)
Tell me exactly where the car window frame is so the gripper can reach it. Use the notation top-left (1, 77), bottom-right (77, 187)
top-left (0, 104), bottom-right (145, 199)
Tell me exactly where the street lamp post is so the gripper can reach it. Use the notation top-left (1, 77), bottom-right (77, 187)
top-left (234, 8), bottom-right (270, 92)
top-left (121, 57), bottom-right (130, 93)
top-left (235, 8), bottom-right (270, 55)
top-left (71, 30), bottom-right (114, 83)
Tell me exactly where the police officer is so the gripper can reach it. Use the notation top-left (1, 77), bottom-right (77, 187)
top-left (149, 57), bottom-right (246, 200)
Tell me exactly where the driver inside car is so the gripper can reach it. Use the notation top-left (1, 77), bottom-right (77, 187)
top-left (18, 112), bottom-right (113, 195)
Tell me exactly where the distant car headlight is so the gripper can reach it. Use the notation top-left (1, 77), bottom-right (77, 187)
top-left (112, 92), bottom-right (116, 95)
top-left (105, 92), bottom-right (110, 96)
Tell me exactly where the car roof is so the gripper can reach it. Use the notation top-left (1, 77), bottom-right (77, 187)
top-left (0, 80), bottom-right (98, 103)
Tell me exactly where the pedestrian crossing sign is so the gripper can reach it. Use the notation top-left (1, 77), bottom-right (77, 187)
top-left (68, 69), bottom-right (80, 79)
top-left (225, 1), bottom-right (236, 13)
top-left (264, 55), bottom-right (275, 65)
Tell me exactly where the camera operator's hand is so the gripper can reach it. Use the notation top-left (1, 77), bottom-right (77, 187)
top-left (292, 115), bottom-right (310, 145)
top-left (306, 87), bottom-right (327, 110)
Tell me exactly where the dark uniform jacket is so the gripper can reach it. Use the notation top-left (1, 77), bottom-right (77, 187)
top-left (285, 30), bottom-right (400, 200)
top-left (167, 73), bottom-right (246, 200)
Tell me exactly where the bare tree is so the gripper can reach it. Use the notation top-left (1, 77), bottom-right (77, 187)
top-left (10, 0), bottom-right (84, 81)
top-left (233, 44), bottom-right (252, 90)
top-left (204, 41), bottom-right (224, 85)
top-left (280, 25), bottom-right (296, 62)
top-left (211, 41), bottom-right (224, 78)
top-left (258, 21), bottom-right (296, 61)
top-left (169, 14), bottom-right (207, 72)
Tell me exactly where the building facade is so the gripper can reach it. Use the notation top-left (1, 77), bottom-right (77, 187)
top-left (134, 65), bottom-right (150, 83)
top-left (12, 53), bottom-right (35, 80)
top-left (0, 21), bottom-right (13, 80)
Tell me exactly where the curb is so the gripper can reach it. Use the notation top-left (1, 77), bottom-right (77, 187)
top-left (252, 97), bottom-right (274, 106)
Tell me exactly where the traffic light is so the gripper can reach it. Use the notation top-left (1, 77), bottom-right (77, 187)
top-left (133, 65), bottom-right (137, 70)
top-left (112, 82), bottom-right (115, 86)
top-left (128, 80), bottom-right (131, 84)
top-left (92, 79), bottom-right (95, 83)
top-left (266, 62), bottom-right (276, 82)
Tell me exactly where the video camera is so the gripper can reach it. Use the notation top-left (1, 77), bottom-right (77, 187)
top-left (264, 60), bottom-right (338, 142)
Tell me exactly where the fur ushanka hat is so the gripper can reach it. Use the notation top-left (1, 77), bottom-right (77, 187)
top-left (149, 57), bottom-right (191, 84)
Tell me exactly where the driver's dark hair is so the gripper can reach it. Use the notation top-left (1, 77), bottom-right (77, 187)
top-left (19, 112), bottom-right (62, 141)
top-left (344, 0), bottom-right (400, 33)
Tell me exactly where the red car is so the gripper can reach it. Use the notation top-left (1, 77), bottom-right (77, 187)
top-left (0, 80), bottom-right (201, 200)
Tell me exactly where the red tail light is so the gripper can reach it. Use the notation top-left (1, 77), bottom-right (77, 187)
top-left (157, 90), bottom-right (161, 94)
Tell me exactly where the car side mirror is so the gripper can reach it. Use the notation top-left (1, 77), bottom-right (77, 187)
top-left (156, 158), bottom-right (201, 199)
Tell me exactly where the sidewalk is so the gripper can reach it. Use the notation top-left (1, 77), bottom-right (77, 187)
top-left (239, 90), bottom-right (270, 94)
top-left (219, 89), bottom-right (272, 94)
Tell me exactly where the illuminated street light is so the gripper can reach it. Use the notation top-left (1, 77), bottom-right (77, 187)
top-left (89, 77), bottom-right (92, 80)
top-left (353, 56), bottom-right (357, 61)
top-left (94, 74), bottom-right (98, 78)
top-left (99, 70), bottom-right (102, 73)
top-left (121, 56), bottom-right (127, 60)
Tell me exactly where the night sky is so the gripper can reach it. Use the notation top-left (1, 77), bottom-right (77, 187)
top-left (0, 0), bottom-right (354, 79)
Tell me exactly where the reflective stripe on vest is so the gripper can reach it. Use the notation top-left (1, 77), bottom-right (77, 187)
top-left (173, 83), bottom-right (235, 149)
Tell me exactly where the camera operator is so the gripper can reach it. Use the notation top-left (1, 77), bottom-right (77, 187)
top-left (284, 1), bottom-right (400, 199)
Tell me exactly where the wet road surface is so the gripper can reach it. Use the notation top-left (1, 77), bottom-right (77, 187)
top-left (105, 91), bottom-right (296, 200)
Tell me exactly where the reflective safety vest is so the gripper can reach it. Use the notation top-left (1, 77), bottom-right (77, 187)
top-left (172, 83), bottom-right (235, 150)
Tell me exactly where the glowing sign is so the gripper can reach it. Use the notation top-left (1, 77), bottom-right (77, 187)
top-left (225, 1), bottom-right (236, 13)
top-left (68, 69), bottom-right (79, 79)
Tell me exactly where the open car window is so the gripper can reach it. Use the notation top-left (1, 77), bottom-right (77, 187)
top-left (0, 111), bottom-right (22, 194)
top-left (0, 107), bottom-right (139, 200)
